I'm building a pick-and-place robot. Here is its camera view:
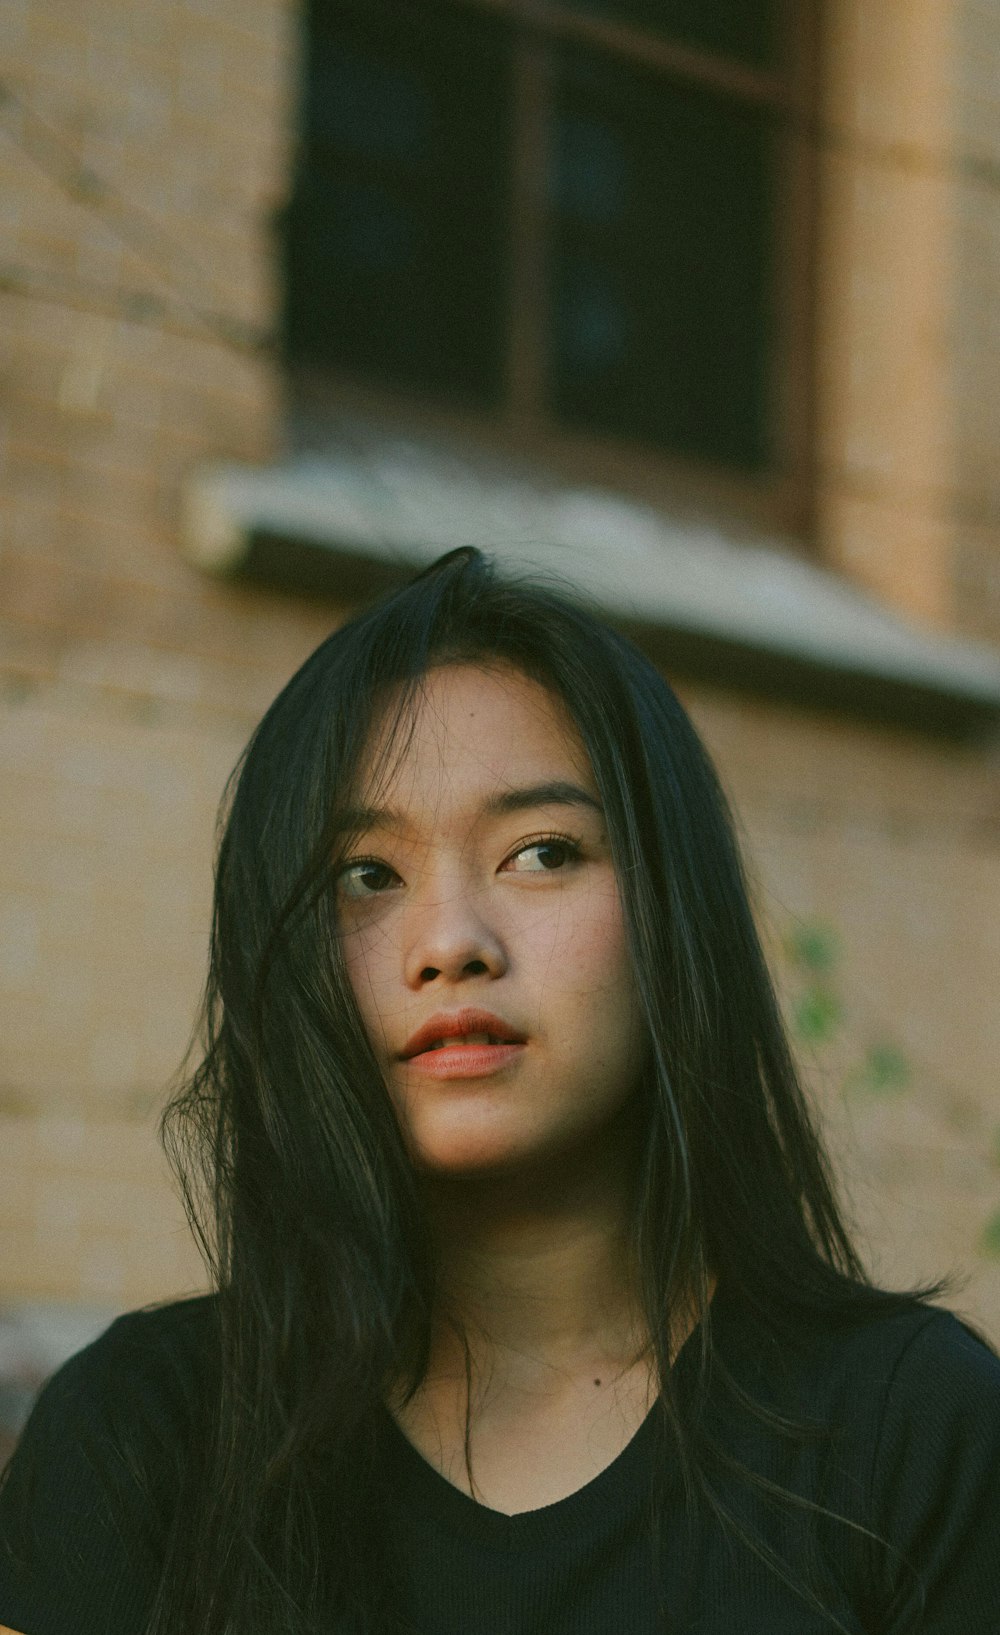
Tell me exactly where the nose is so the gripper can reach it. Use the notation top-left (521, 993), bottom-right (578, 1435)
top-left (403, 880), bottom-right (508, 989)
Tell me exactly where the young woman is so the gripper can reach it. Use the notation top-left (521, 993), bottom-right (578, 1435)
top-left (1, 547), bottom-right (999, 1635)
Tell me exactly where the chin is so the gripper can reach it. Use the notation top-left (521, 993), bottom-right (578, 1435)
top-left (409, 1138), bottom-right (532, 1178)
top-left (402, 1114), bottom-right (546, 1179)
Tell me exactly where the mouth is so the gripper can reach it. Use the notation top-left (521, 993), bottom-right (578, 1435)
top-left (402, 1036), bottom-right (526, 1081)
top-left (400, 1010), bottom-right (527, 1062)
top-left (422, 1032), bottom-right (509, 1052)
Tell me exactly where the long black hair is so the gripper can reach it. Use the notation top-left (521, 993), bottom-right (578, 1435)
top-left (148, 547), bottom-right (935, 1632)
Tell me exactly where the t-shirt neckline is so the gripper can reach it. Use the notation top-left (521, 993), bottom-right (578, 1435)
top-left (382, 1391), bottom-right (659, 1551)
top-left (380, 1281), bottom-right (728, 1553)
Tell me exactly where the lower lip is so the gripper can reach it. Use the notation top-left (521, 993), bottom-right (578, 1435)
top-left (404, 1042), bottom-right (525, 1079)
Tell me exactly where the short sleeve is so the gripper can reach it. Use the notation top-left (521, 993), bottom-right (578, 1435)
top-left (868, 1311), bottom-right (1000, 1632)
top-left (0, 1298), bottom-right (213, 1635)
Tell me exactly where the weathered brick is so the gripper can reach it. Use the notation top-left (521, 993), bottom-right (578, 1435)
top-left (1, 0), bottom-right (999, 1350)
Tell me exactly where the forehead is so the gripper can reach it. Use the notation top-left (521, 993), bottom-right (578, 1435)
top-left (360, 663), bottom-right (594, 814)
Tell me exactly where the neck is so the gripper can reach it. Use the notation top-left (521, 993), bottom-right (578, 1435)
top-left (420, 1127), bottom-right (649, 1389)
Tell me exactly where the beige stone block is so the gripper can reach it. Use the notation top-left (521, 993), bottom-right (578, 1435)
top-left (78, 1235), bottom-right (129, 1303)
top-left (33, 1179), bottom-right (82, 1250)
top-left (0, 0), bottom-right (30, 48)
top-left (22, 6), bottom-right (90, 55)
top-left (955, 1), bottom-right (1000, 168)
top-left (4, 925), bottom-right (101, 1019)
top-left (82, 1022), bottom-right (145, 1095)
top-left (953, 182), bottom-right (1000, 510)
top-left (53, 639), bottom-right (204, 709)
top-left (818, 489), bottom-right (956, 629)
top-left (954, 524), bottom-right (1000, 646)
top-left (0, 551), bottom-right (85, 635)
top-left (0, 897), bottom-right (42, 991)
top-left (74, 1115), bottom-right (164, 1177)
top-left (111, 1232), bottom-right (203, 1308)
top-left (0, 994), bottom-right (58, 1081)
top-left (7, 1027), bottom-right (100, 1099)
top-left (0, 1161), bottom-right (36, 1227)
top-left (25, 1235), bottom-right (84, 1302)
top-left (817, 152), bottom-right (953, 495)
top-left (71, 1171), bottom-right (174, 1236)
top-left (822, 0), bottom-right (954, 154)
top-left (0, 1227), bottom-right (50, 1300)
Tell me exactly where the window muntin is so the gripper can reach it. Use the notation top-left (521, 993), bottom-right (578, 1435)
top-left (556, 0), bottom-right (779, 69)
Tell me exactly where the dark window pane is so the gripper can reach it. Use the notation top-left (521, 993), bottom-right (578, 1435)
top-left (283, 1), bottom-right (512, 404)
top-left (559, 1), bottom-right (778, 70)
top-left (549, 48), bottom-right (775, 469)
top-left (308, 46), bottom-right (432, 163)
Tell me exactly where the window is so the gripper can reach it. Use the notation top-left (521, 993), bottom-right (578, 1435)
top-left (284, 2), bottom-right (512, 404)
top-left (283, 0), bottom-right (813, 492)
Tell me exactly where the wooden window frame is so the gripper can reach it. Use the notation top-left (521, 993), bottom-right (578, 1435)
top-left (288, 0), bottom-right (821, 542)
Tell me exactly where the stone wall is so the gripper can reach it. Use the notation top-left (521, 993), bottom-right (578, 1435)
top-left (0, 0), bottom-right (325, 1306)
top-left (0, 0), bottom-right (998, 1373)
top-left (691, 687), bottom-right (1000, 1337)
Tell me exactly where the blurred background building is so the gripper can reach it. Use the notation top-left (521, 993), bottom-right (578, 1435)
top-left (2, 0), bottom-right (1000, 1453)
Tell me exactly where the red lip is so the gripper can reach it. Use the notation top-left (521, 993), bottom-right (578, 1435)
top-left (400, 1007), bottom-right (527, 1061)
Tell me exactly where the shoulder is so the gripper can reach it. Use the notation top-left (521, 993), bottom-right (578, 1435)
top-left (804, 1301), bottom-right (1000, 1462)
top-left (859, 1303), bottom-right (1000, 1412)
top-left (842, 1304), bottom-right (1000, 1487)
top-left (712, 1290), bottom-right (1000, 1505)
top-left (724, 1290), bottom-right (1000, 1414)
top-left (763, 1299), bottom-right (1000, 1609)
top-left (1, 1292), bottom-right (221, 1526)
top-left (813, 1302), bottom-right (1000, 1433)
top-left (849, 1310), bottom-right (1000, 1625)
top-left (716, 1294), bottom-right (1000, 1624)
top-left (29, 1292), bottom-right (220, 1437)
top-left (0, 1297), bottom-right (220, 1629)
top-left (65, 1291), bottom-right (221, 1382)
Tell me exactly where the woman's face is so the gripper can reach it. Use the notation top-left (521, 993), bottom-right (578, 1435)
top-left (337, 663), bottom-right (647, 1179)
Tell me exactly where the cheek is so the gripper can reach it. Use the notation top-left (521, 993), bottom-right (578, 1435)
top-left (527, 880), bottom-right (635, 1007)
top-left (572, 878), bottom-right (629, 975)
top-left (535, 891), bottom-right (646, 1105)
top-left (339, 920), bottom-right (395, 1043)
top-left (576, 894), bottom-right (643, 1064)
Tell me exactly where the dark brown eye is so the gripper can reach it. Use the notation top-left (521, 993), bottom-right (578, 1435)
top-left (505, 838), bottom-right (580, 874)
top-left (337, 859), bottom-right (399, 898)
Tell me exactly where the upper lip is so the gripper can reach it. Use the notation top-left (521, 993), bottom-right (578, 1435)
top-left (400, 1008), bottom-right (527, 1060)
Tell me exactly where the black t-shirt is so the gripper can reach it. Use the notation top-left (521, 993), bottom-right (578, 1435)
top-left (1, 1285), bottom-right (999, 1633)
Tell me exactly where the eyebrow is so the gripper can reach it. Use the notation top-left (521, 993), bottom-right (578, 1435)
top-left (337, 780), bottom-right (604, 836)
